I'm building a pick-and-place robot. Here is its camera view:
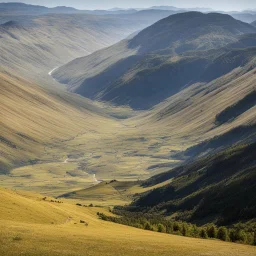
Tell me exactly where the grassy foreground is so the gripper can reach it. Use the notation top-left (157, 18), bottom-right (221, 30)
top-left (0, 187), bottom-right (255, 256)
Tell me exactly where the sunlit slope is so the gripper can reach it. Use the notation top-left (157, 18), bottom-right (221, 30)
top-left (0, 187), bottom-right (68, 224)
top-left (0, 71), bottom-right (118, 173)
top-left (0, 187), bottom-right (255, 256)
top-left (61, 179), bottom-right (174, 206)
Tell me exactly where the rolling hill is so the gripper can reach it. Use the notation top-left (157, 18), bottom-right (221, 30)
top-left (53, 12), bottom-right (256, 109)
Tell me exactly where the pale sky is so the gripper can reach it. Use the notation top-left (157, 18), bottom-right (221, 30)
top-left (1, 0), bottom-right (256, 11)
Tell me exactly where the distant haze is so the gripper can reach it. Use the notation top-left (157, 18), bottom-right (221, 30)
top-left (1, 0), bottom-right (255, 11)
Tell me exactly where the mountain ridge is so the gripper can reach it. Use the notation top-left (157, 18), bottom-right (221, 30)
top-left (53, 12), bottom-right (256, 109)
top-left (0, 11), bottom-right (176, 82)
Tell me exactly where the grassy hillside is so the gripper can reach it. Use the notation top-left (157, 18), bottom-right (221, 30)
top-left (180, 124), bottom-right (256, 160)
top-left (0, 71), bottom-right (118, 175)
top-left (1, 187), bottom-right (255, 256)
top-left (60, 179), bottom-right (174, 206)
top-left (134, 61), bottom-right (256, 140)
top-left (53, 12), bottom-right (256, 109)
top-left (132, 143), bottom-right (256, 225)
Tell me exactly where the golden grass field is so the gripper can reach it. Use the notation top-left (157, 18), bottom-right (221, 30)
top-left (1, 187), bottom-right (256, 256)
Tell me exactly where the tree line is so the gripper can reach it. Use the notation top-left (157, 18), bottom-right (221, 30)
top-left (98, 210), bottom-right (256, 246)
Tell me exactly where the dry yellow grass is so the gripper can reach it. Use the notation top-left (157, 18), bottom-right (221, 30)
top-left (1, 187), bottom-right (255, 256)
top-left (62, 179), bottom-right (173, 206)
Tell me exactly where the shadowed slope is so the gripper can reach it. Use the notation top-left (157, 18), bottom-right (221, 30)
top-left (133, 59), bottom-right (256, 139)
top-left (53, 12), bottom-right (256, 109)
top-left (133, 143), bottom-right (256, 225)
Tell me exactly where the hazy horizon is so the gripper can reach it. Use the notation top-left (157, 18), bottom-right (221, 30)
top-left (1, 0), bottom-right (256, 12)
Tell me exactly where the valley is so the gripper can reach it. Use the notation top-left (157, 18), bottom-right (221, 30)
top-left (0, 2), bottom-right (256, 255)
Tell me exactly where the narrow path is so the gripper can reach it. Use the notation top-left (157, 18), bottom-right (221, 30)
top-left (48, 66), bottom-right (59, 76)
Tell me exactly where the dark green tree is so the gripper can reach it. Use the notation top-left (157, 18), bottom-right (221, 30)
top-left (182, 224), bottom-right (188, 236)
top-left (200, 229), bottom-right (208, 239)
top-left (144, 222), bottom-right (152, 231)
top-left (217, 227), bottom-right (229, 241)
top-left (207, 225), bottom-right (217, 238)
top-left (157, 223), bottom-right (166, 233)
top-left (173, 222), bottom-right (181, 232)
top-left (235, 230), bottom-right (247, 243)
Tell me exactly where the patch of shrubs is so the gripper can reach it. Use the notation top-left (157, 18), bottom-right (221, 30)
top-left (97, 211), bottom-right (256, 246)
top-left (12, 235), bottom-right (22, 241)
top-left (76, 203), bottom-right (95, 207)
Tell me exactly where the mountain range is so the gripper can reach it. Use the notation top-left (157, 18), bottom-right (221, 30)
top-left (0, 4), bottom-right (256, 251)
top-left (53, 12), bottom-right (256, 109)
top-left (50, 10), bottom-right (256, 226)
top-left (1, 3), bottom-right (256, 23)
top-left (0, 9), bottom-right (177, 82)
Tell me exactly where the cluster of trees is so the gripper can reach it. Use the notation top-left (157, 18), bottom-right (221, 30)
top-left (98, 211), bottom-right (256, 246)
